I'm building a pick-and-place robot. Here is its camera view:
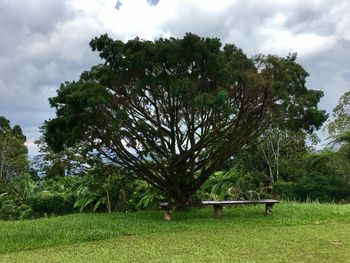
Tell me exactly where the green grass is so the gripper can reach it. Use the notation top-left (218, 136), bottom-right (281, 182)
top-left (1, 202), bottom-right (350, 262)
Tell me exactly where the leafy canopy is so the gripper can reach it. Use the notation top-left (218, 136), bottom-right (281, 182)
top-left (45, 33), bottom-right (326, 201)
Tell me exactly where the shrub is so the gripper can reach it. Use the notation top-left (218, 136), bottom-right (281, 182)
top-left (74, 167), bottom-right (137, 213)
top-left (131, 181), bottom-right (165, 209)
top-left (274, 173), bottom-right (350, 202)
top-left (194, 170), bottom-right (272, 201)
top-left (294, 173), bottom-right (349, 202)
top-left (26, 192), bottom-right (76, 216)
top-left (273, 181), bottom-right (297, 200)
top-left (0, 200), bottom-right (33, 220)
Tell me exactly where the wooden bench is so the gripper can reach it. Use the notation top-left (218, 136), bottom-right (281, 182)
top-left (159, 199), bottom-right (280, 221)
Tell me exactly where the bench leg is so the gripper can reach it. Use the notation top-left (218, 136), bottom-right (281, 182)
top-left (214, 205), bottom-right (223, 219)
top-left (164, 209), bottom-right (172, 221)
top-left (265, 204), bottom-right (273, 215)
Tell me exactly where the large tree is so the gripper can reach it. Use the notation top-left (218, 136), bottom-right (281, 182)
top-left (45, 33), bottom-right (326, 202)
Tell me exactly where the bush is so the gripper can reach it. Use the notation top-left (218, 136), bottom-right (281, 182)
top-left (294, 173), bottom-right (349, 202)
top-left (73, 165), bottom-right (142, 213)
top-left (274, 173), bottom-right (350, 202)
top-left (273, 181), bottom-right (297, 200)
top-left (194, 170), bottom-right (272, 201)
top-left (26, 192), bottom-right (76, 216)
top-left (131, 181), bottom-right (165, 209)
top-left (0, 200), bottom-right (33, 220)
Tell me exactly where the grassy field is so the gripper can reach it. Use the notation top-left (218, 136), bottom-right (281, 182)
top-left (0, 202), bottom-right (350, 262)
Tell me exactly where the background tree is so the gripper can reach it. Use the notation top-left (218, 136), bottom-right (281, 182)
top-left (0, 116), bottom-right (28, 182)
top-left (44, 33), bottom-right (326, 202)
top-left (329, 131), bottom-right (350, 159)
top-left (34, 126), bottom-right (89, 178)
top-left (328, 90), bottom-right (350, 134)
top-left (235, 129), bottom-right (312, 184)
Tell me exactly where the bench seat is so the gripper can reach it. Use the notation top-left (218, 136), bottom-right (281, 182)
top-left (159, 199), bottom-right (280, 220)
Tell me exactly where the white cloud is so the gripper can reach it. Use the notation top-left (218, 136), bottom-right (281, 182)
top-left (25, 137), bottom-right (40, 157)
top-left (260, 30), bottom-right (336, 57)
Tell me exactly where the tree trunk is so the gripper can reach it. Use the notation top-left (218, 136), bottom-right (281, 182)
top-left (106, 189), bottom-right (111, 213)
top-left (166, 181), bottom-right (193, 203)
top-left (0, 135), bottom-right (8, 182)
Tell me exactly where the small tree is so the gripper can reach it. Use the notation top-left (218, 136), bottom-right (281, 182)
top-left (45, 33), bottom-right (326, 202)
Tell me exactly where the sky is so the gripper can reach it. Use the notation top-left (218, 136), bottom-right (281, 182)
top-left (0, 0), bottom-right (349, 157)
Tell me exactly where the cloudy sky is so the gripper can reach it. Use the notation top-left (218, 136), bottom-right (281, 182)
top-left (1, 0), bottom-right (349, 157)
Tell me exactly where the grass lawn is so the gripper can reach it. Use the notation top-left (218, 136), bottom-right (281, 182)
top-left (0, 202), bottom-right (349, 262)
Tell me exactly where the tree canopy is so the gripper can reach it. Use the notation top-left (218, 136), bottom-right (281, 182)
top-left (45, 33), bottom-right (327, 202)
